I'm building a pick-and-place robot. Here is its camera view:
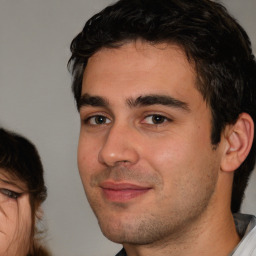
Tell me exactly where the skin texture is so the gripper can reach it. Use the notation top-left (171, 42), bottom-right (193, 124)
top-left (0, 170), bottom-right (32, 256)
top-left (78, 41), bottom-right (241, 256)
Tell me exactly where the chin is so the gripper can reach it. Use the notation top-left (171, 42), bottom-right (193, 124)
top-left (99, 219), bottom-right (134, 243)
top-left (98, 219), bottom-right (153, 245)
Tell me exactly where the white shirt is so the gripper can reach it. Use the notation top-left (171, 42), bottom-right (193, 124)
top-left (231, 213), bottom-right (256, 255)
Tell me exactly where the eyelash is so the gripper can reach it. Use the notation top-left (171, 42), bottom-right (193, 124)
top-left (0, 188), bottom-right (22, 200)
top-left (84, 113), bottom-right (171, 126)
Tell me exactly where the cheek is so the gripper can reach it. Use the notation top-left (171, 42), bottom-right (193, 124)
top-left (144, 135), bottom-right (191, 169)
top-left (78, 135), bottom-right (102, 184)
top-left (0, 202), bottom-right (32, 255)
top-left (143, 129), bottom-right (213, 179)
top-left (78, 135), bottom-right (98, 166)
top-left (0, 203), bottom-right (19, 234)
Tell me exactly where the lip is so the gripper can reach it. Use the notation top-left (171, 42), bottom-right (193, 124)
top-left (100, 181), bottom-right (151, 202)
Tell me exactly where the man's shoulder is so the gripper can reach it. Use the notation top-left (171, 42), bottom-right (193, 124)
top-left (232, 213), bottom-right (256, 256)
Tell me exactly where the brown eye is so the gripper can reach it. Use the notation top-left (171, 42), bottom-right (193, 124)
top-left (152, 115), bottom-right (166, 124)
top-left (87, 115), bottom-right (111, 125)
top-left (144, 115), bottom-right (168, 124)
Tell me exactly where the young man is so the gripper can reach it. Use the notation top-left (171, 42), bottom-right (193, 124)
top-left (68, 0), bottom-right (256, 255)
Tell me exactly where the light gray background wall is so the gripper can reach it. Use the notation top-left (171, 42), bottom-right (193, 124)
top-left (0, 1), bottom-right (255, 256)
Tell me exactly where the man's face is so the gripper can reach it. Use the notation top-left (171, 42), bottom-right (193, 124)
top-left (0, 170), bottom-right (32, 256)
top-left (78, 41), bottom-right (224, 245)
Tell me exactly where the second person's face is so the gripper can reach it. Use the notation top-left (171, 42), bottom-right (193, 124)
top-left (0, 170), bottom-right (32, 256)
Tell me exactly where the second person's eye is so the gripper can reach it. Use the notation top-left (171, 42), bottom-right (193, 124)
top-left (0, 188), bottom-right (21, 200)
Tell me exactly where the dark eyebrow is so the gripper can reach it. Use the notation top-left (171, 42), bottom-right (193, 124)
top-left (0, 178), bottom-right (25, 191)
top-left (0, 178), bottom-right (16, 186)
top-left (78, 93), bottom-right (109, 110)
top-left (126, 94), bottom-right (190, 111)
top-left (78, 93), bottom-right (189, 112)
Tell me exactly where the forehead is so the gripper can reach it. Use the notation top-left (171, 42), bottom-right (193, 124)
top-left (82, 41), bottom-right (200, 105)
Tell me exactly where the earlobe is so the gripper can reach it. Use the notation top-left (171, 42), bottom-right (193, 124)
top-left (221, 113), bottom-right (254, 172)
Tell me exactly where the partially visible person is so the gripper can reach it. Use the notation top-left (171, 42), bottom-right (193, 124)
top-left (0, 128), bottom-right (51, 256)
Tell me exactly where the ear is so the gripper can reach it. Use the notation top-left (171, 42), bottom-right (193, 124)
top-left (221, 113), bottom-right (254, 172)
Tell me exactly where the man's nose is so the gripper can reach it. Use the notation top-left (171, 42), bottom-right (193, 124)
top-left (98, 123), bottom-right (140, 167)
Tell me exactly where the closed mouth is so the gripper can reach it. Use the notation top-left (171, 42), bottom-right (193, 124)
top-left (100, 181), bottom-right (152, 202)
